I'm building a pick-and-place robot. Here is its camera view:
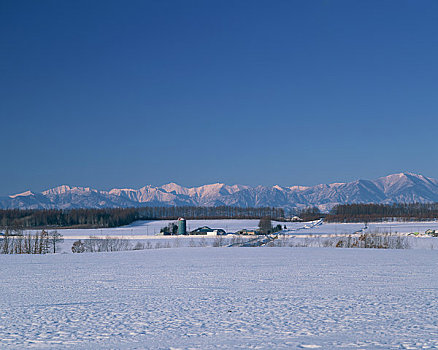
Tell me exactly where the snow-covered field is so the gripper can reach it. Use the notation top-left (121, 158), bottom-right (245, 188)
top-left (21, 219), bottom-right (438, 253)
top-left (298, 221), bottom-right (438, 236)
top-left (1, 247), bottom-right (437, 349)
top-left (25, 219), bottom-right (438, 239)
top-left (27, 219), bottom-right (267, 238)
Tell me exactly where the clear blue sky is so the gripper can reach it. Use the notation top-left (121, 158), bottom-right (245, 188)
top-left (1, 0), bottom-right (438, 195)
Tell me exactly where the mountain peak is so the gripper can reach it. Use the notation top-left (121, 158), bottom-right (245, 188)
top-left (160, 182), bottom-right (187, 195)
top-left (161, 182), bottom-right (184, 190)
top-left (9, 190), bottom-right (35, 199)
top-left (42, 185), bottom-right (72, 195)
top-left (384, 172), bottom-right (423, 179)
top-left (42, 185), bottom-right (97, 196)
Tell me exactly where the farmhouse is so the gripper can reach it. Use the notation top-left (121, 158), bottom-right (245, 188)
top-left (190, 226), bottom-right (226, 236)
top-left (425, 229), bottom-right (438, 237)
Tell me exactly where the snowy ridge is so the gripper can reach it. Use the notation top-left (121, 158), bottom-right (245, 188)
top-left (2, 172), bottom-right (438, 210)
top-left (9, 190), bottom-right (35, 198)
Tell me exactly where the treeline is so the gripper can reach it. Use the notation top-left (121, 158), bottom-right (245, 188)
top-left (0, 208), bottom-right (139, 229)
top-left (326, 203), bottom-right (438, 222)
top-left (0, 206), bottom-right (285, 229)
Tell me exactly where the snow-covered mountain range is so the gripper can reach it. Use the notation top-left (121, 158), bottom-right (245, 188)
top-left (2, 173), bottom-right (438, 211)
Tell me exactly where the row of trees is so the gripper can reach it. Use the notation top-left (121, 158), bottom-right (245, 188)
top-left (0, 206), bottom-right (285, 229)
top-left (292, 203), bottom-right (438, 222)
top-left (0, 208), bottom-right (139, 229)
top-left (266, 233), bottom-right (410, 249)
top-left (71, 236), bottom-right (132, 253)
top-left (326, 203), bottom-right (438, 222)
top-left (1, 230), bottom-right (63, 254)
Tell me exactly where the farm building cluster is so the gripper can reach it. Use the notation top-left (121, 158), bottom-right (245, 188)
top-left (159, 218), bottom-right (260, 236)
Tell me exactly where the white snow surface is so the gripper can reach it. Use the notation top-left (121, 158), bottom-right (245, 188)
top-left (1, 248), bottom-right (437, 349)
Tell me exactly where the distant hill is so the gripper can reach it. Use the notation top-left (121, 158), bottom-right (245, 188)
top-left (2, 172), bottom-right (438, 211)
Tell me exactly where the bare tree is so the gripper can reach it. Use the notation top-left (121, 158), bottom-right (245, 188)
top-left (213, 236), bottom-right (225, 247)
top-left (49, 230), bottom-right (64, 253)
top-left (198, 237), bottom-right (208, 247)
top-left (38, 230), bottom-right (49, 254)
top-left (1, 228), bottom-right (10, 254)
top-left (133, 242), bottom-right (145, 250)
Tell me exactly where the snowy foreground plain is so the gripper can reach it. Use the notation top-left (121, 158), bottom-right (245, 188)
top-left (1, 247), bottom-right (438, 349)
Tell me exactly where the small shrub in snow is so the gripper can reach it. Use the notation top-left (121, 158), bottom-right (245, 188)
top-left (72, 240), bottom-right (86, 253)
top-left (133, 242), bottom-right (145, 250)
top-left (173, 237), bottom-right (182, 248)
top-left (213, 236), bottom-right (225, 247)
top-left (198, 237), bottom-right (208, 247)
